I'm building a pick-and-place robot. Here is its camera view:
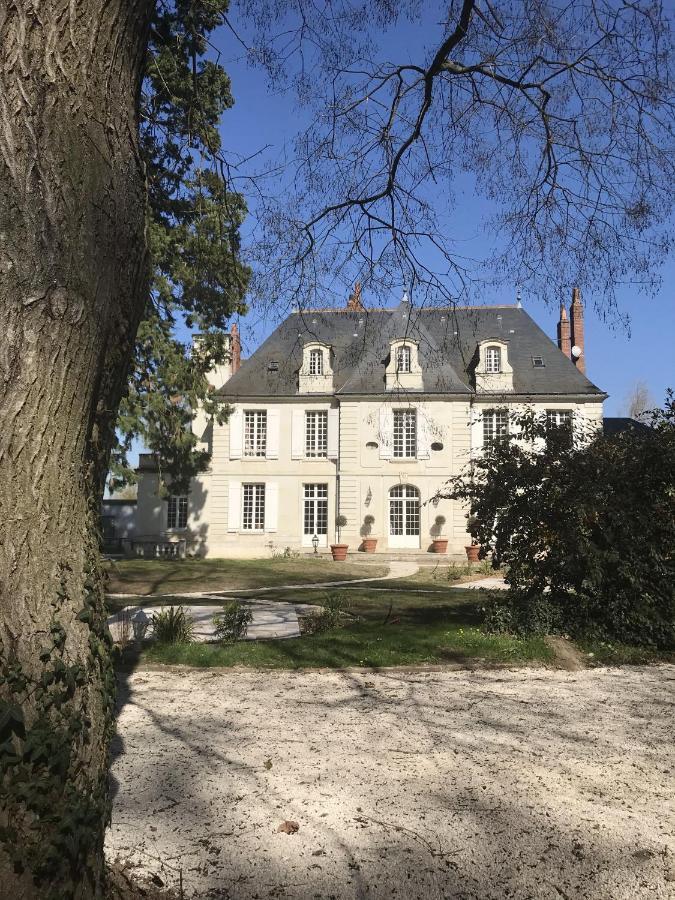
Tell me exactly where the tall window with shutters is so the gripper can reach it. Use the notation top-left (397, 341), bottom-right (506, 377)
top-left (244, 410), bottom-right (267, 457)
top-left (241, 483), bottom-right (265, 531)
top-left (167, 495), bottom-right (188, 529)
top-left (393, 409), bottom-right (417, 458)
top-left (305, 410), bottom-right (328, 457)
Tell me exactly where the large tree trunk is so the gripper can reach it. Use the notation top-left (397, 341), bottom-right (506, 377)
top-left (0, 3), bottom-right (152, 897)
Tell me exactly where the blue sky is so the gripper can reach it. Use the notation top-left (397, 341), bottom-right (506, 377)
top-left (208, 16), bottom-right (673, 417)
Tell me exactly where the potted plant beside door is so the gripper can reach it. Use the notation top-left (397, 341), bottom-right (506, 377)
top-left (465, 514), bottom-right (481, 563)
top-left (330, 515), bottom-right (349, 561)
top-left (430, 515), bottom-right (448, 554)
top-left (360, 514), bottom-right (378, 553)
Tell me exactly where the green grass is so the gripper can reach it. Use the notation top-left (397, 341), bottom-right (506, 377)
top-left (105, 557), bottom-right (387, 597)
top-left (576, 637), bottom-right (675, 667)
top-left (139, 587), bottom-right (553, 669)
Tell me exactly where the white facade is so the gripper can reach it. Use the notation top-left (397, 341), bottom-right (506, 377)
top-left (136, 393), bottom-right (604, 558)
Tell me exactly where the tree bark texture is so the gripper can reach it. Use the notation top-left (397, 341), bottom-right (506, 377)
top-left (0, 3), bottom-right (152, 897)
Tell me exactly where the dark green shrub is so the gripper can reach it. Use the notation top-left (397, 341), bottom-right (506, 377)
top-left (306, 591), bottom-right (351, 633)
top-left (445, 394), bottom-right (675, 648)
top-left (212, 601), bottom-right (253, 642)
top-left (151, 605), bottom-right (195, 644)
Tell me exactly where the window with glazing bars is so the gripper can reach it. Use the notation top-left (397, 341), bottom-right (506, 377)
top-left (167, 495), bottom-right (188, 529)
top-left (485, 346), bottom-right (501, 373)
top-left (242, 483), bottom-right (265, 530)
top-left (303, 483), bottom-right (328, 535)
top-left (389, 484), bottom-right (420, 535)
top-left (393, 409), bottom-right (417, 458)
top-left (305, 410), bottom-right (328, 457)
top-left (309, 349), bottom-right (324, 375)
top-left (482, 409), bottom-right (508, 447)
top-left (244, 410), bottom-right (267, 457)
top-left (546, 409), bottom-right (573, 446)
top-left (396, 345), bottom-right (411, 373)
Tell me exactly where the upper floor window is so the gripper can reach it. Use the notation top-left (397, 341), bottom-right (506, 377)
top-left (485, 346), bottom-right (502, 373)
top-left (546, 409), bottom-right (573, 446)
top-left (396, 345), bottom-right (411, 374)
top-left (242, 483), bottom-right (265, 530)
top-left (483, 409), bottom-right (508, 448)
top-left (309, 348), bottom-right (324, 375)
top-left (305, 410), bottom-right (328, 457)
top-left (244, 410), bottom-right (267, 457)
top-left (393, 409), bottom-right (417, 458)
top-left (167, 495), bottom-right (188, 529)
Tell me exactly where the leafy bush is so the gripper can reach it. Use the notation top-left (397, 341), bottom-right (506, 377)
top-left (305, 591), bottom-right (351, 634)
top-left (212, 601), bottom-right (253, 643)
top-left (151, 605), bottom-right (195, 644)
top-left (445, 394), bottom-right (675, 648)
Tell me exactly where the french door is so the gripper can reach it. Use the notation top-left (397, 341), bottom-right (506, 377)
top-left (389, 484), bottom-right (420, 549)
top-left (303, 483), bottom-right (328, 546)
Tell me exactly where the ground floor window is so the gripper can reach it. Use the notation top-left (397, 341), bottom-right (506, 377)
top-left (303, 483), bottom-right (328, 536)
top-left (242, 483), bottom-right (265, 531)
top-left (389, 484), bottom-right (420, 536)
top-left (167, 495), bottom-right (188, 529)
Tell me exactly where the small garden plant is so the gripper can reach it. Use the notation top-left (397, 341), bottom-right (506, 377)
top-left (151, 605), bottom-right (195, 644)
top-left (213, 601), bottom-right (253, 643)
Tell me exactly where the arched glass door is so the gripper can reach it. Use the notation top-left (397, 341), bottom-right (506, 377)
top-left (389, 484), bottom-right (420, 549)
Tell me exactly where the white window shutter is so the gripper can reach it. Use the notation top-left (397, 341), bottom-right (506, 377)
top-left (227, 481), bottom-right (241, 532)
top-left (327, 408), bottom-right (339, 459)
top-left (470, 409), bottom-right (483, 457)
top-left (265, 482), bottom-right (278, 532)
top-left (267, 409), bottom-right (280, 459)
top-left (379, 406), bottom-right (393, 459)
top-left (291, 410), bottom-right (304, 459)
top-left (229, 408), bottom-right (243, 459)
top-left (417, 412), bottom-right (430, 459)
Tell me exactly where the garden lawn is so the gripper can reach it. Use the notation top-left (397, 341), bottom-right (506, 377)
top-left (141, 587), bottom-right (553, 669)
top-left (105, 557), bottom-right (387, 597)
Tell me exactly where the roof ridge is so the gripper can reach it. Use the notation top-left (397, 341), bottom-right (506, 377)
top-left (291, 304), bottom-right (519, 314)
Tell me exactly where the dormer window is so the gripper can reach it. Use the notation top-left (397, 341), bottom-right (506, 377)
top-left (396, 345), bottom-right (411, 374)
top-left (485, 346), bottom-right (501, 373)
top-left (309, 348), bottom-right (324, 375)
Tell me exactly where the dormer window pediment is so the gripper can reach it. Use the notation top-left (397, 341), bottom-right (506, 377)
top-left (299, 341), bottom-right (334, 393)
top-left (386, 339), bottom-right (423, 390)
top-left (475, 339), bottom-right (513, 393)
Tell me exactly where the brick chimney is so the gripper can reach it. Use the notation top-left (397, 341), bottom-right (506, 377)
top-left (230, 322), bottom-right (241, 373)
top-left (569, 286), bottom-right (586, 374)
top-left (346, 281), bottom-right (365, 312)
top-left (557, 303), bottom-right (571, 359)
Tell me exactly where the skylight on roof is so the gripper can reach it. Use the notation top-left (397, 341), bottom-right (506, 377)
top-left (532, 356), bottom-right (545, 368)
top-left (268, 360), bottom-right (279, 372)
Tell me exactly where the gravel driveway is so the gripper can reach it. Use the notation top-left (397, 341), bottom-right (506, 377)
top-left (106, 665), bottom-right (675, 899)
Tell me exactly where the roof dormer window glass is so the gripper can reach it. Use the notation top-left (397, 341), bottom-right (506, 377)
top-left (485, 346), bottom-right (501, 373)
top-left (309, 348), bottom-right (324, 375)
top-left (396, 345), bottom-right (411, 374)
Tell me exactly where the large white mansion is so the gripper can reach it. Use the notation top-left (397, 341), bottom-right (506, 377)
top-left (135, 288), bottom-right (605, 557)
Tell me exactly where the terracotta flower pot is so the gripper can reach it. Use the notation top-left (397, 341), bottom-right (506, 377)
top-left (361, 538), bottom-right (378, 553)
top-left (465, 544), bottom-right (480, 562)
top-left (330, 543), bottom-right (349, 561)
top-left (431, 538), bottom-right (448, 554)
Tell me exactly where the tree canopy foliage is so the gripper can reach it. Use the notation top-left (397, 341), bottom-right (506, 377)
top-left (110, 0), bottom-right (250, 492)
top-left (444, 395), bottom-right (675, 648)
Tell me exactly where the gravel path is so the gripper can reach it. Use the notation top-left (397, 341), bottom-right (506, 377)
top-left (106, 665), bottom-right (675, 899)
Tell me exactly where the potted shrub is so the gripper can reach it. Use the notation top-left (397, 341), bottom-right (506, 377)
top-left (430, 515), bottom-right (448, 553)
top-left (360, 514), bottom-right (377, 553)
top-left (330, 514), bottom-right (349, 561)
top-left (465, 514), bottom-right (480, 562)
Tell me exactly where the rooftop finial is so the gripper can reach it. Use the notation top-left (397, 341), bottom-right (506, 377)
top-left (516, 287), bottom-right (522, 309)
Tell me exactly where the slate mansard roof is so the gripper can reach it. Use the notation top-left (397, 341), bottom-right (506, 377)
top-left (218, 301), bottom-right (606, 400)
